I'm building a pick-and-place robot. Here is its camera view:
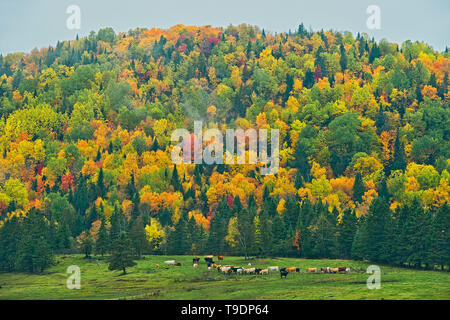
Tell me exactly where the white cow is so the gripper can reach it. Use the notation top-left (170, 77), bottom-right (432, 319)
top-left (268, 266), bottom-right (279, 272)
top-left (164, 260), bottom-right (175, 265)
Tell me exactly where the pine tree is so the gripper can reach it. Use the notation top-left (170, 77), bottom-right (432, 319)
top-left (16, 209), bottom-right (53, 273)
top-left (428, 203), bottom-right (450, 270)
top-left (108, 231), bottom-right (136, 275)
top-left (337, 209), bottom-right (358, 259)
top-left (129, 215), bottom-right (147, 259)
top-left (166, 210), bottom-right (189, 255)
top-left (236, 207), bottom-right (255, 260)
top-left (97, 167), bottom-right (106, 198)
top-left (391, 133), bottom-right (406, 172)
top-left (364, 197), bottom-right (393, 263)
top-left (353, 172), bottom-right (365, 204)
top-left (95, 217), bottom-right (110, 256)
top-left (171, 164), bottom-right (180, 191)
top-left (310, 214), bottom-right (337, 258)
top-left (0, 216), bottom-right (22, 271)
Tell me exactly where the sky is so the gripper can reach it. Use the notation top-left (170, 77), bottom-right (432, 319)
top-left (0, 0), bottom-right (449, 55)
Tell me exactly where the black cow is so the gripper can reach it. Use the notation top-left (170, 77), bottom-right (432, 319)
top-left (255, 268), bottom-right (262, 274)
top-left (204, 257), bottom-right (214, 264)
top-left (280, 270), bottom-right (288, 279)
top-left (296, 268), bottom-right (300, 272)
top-left (280, 267), bottom-right (286, 272)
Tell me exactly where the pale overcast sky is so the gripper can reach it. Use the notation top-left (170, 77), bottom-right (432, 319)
top-left (0, 0), bottom-right (449, 55)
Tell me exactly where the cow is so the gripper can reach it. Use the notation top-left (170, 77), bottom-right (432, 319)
top-left (280, 270), bottom-right (288, 279)
top-left (218, 255), bottom-right (224, 260)
top-left (345, 267), bottom-right (351, 273)
top-left (192, 257), bottom-right (200, 264)
top-left (254, 268), bottom-right (262, 274)
top-left (260, 268), bottom-right (269, 275)
top-left (208, 266), bottom-right (211, 271)
top-left (338, 267), bottom-right (347, 273)
top-left (212, 263), bottom-right (218, 269)
top-left (221, 266), bottom-right (232, 274)
top-left (244, 268), bottom-right (256, 274)
top-left (280, 267), bottom-right (286, 272)
top-left (307, 267), bottom-right (317, 273)
top-left (321, 267), bottom-right (330, 273)
top-left (236, 268), bottom-right (244, 275)
top-left (286, 267), bottom-right (297, 273)
top-left (204, 257), bottom-right (214, 264)
top-left (247, 263), bottom-right (252, 267)
top-left (330, 267), bottom-right (339, 273)
top-left (268, 266), bottom-right (279, 272)
top-left (296, 268), bottom-right (300, 272)
top-left (174, 263), bottom-right (182, 266)
top-left (164, 260), bottom-right (175, 265)
top-left (193, 263), bottom-right (198, 268)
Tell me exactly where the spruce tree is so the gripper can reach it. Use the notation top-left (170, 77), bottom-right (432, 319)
top-left (129, 215), bottom-right (147, 259)
top-left (108, 231), bottom-right (136, 275)
top-left (428, 203), bottom-right (450, 270)
top-left (95, 217), bottom-right (109, 256)
top-left (353, 172), bottom-right (365, 204)
top-left (391, 133), bottom-right (407, 172)
top-left (337, 209), bottom-right (358, 259)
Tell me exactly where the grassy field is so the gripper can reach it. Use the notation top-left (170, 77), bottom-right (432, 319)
top-left (0, 255), bottom-right (449, 300)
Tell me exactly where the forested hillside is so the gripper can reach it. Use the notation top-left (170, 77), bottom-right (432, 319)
top-left (0, 24), bottom-right (448, 273)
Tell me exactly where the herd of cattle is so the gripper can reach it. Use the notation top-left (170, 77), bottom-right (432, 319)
top-left (161, 256), bottom-right (351, 279)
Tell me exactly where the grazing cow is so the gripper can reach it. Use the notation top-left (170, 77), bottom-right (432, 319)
top-left (193, 257), bottom-right (200, 264)
top-left (268, 266), bottom-right (279, 272)
top-left (204, 257), bottom-right (214, 264)
top-left (245, 268), bottom-right (256, 274)
top-left (193, 263), bottom-right (198, 268)
top-left (321, 267), bottom-right (330, 273)
top-left (280, 270), bottom-right (288, 279)
top-left (280, 267), bottom-right (286, 272)
top-left (330, 267), bottom-right (339, 273)
top-left (218, 255), bottom-right (224, 260)
top-left (174, 263), bottom-right (182, 266)
top-left (260, 268), bottom-right (269, 275)
top-left (164, 260), bottom-right (175, 265)
top-left (286, 267), bottom-right (297, 273)
top-left (338, 267), bottom-right (347, 273)
top-left (307, 267), bottom-right (317, 273)
top-left (220, 266), bottom-right (231, 273)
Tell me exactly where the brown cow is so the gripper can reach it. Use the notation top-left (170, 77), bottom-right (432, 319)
top-left (286, 267), bottom-right (297, 273)
top-left (218, 255), bottom-right (224, 260)
top-left (174, 263), bottom-right (182, 266)
top-left (321, 267), bottom-right (330, 273)
top-left (212, 263), bottom-right (218, 269)
top-left (338, 267), bottom-right (347, 273)
top-left (307, 267), bottom-right (317, 273)
top-left (260, 268), bottom-right (269, 275)
top-left (330, 267), bottom-right (339, 273)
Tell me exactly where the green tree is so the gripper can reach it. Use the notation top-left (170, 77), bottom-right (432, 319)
top-left (108, 231), bottom-right (136, 275)
top-left (353, 172), bottom-right (365, 204)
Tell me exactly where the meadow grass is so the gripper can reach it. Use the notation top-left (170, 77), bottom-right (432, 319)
top-left (0, 255), bottom-right (448, 300)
